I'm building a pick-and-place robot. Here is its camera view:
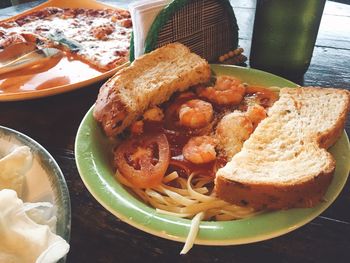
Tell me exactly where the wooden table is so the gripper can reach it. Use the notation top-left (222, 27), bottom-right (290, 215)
top-left (0, 1), bottom-right (349, 262)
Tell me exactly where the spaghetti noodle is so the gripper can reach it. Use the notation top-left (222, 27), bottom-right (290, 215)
top-left (116, 170), bottom-right (260, 253)
top-left (113, 76), bottom-right (277, 253)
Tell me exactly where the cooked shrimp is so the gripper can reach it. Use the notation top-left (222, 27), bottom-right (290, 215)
top-left (178, 99), bottom-right (213, 128)
top-left (183, 136), bottom-right (217, 164)
top-left (215, 111), bottom-right (253, 159)
top-left (246, 104), bottom-right (267, 129)
top-left (215, 104), bottom-right (267, 159)
top-left (197, 76), bottom-right (246, 105)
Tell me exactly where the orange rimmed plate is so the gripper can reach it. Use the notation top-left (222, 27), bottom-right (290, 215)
top-left (0, 0), bottom-right (129, 101)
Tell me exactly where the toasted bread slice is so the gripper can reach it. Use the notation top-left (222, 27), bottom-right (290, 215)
top-left (215, 87), bottom-right (350, 210)
top-left (93, 43), bottom-right (211, 137)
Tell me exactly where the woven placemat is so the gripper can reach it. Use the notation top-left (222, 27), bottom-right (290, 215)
top-left (130, 0), bottom-right (240, 63)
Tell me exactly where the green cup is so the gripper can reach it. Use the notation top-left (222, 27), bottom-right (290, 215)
top-left (249, 0), bottom-right (326, 79)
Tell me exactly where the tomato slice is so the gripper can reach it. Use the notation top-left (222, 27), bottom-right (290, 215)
top-left (114, 133), bottom-right (170, 188)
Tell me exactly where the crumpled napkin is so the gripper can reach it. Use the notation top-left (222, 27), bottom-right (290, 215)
top-left (129, 0), bottom-right (172, 59)
top-left (0, 189), bottom-right (70, 263)
top-left (0, 145), bottom-right (33, 196)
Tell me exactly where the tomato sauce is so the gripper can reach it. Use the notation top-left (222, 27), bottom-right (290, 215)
top-left (117, 79), bottom-right (278, 183)
top-left (139, 86), bottom-right (276, 178)
top-left (0, 52), bottom-right (103, 93)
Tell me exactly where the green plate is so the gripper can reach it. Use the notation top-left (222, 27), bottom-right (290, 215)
top-left (75, 65), bottom-right (350, 245)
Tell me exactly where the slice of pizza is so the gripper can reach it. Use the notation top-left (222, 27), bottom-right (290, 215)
top-left (0, 7), bottom-right (132, 71)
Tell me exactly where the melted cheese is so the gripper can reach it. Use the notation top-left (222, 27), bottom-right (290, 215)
top-left (3, 12), bottom-right (132, 69)
top-left (0, 8), bottom-right (132, 92)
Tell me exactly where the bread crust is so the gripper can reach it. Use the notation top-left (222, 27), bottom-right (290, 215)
top-left (215, 87), bottom-right (350, 210)
top-left (284, 87), bottom-right (350, 149)
top-left (94, 43), bottom-right (211, 137)
top-left (215, 154), bottom-right (335, 210)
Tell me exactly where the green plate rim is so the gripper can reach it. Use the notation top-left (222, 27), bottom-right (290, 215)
top-left (75, 65), bottom-right (350, 245)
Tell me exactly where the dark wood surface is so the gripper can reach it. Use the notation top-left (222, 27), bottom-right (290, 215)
top-left (0, 1), bottom-right (349, 262)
